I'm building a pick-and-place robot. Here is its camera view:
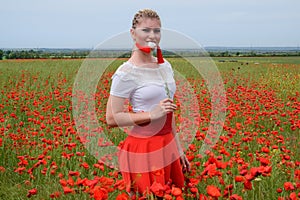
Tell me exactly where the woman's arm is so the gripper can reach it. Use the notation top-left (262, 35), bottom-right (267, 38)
top-left (171, 114), bottom-right (184, 154)
top-left (106, 95), bottom-right (150, 127)
top-left (106, 95), bottom-right (176, 127)
top-left (172, 114), bottom-right (191, 173)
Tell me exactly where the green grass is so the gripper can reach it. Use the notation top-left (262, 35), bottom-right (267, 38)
top-left (0, 57), bottom-right (299, 199)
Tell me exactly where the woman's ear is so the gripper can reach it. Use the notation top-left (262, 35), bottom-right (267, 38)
top-left (130, 28), bottom-right (135, 41)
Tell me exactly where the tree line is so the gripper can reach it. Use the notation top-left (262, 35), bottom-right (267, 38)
top-left (0, 49), bottom-right (89, 59)
top-left (1, 49), bottom-right (300, 60)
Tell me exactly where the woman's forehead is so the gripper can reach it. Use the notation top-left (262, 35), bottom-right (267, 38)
top-left (136, 18), bottom-right (161, 28)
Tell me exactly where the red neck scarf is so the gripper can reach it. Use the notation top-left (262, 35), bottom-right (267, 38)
top-left (135, 42), bottom-right (164, 64)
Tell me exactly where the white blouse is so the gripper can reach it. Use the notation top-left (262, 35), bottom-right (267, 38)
top-left (110, 60), bottom-right (176, 112)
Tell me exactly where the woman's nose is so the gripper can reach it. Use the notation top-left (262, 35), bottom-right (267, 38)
top-left (149, 31), bottom-right (160, 41)
top-left (148, 30), bottom-right (156, 38)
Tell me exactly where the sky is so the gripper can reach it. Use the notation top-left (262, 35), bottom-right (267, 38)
top-left (1, 0), bottom-right (300, 48)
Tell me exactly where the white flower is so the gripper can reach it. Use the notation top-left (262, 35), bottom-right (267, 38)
top-left (147, 42), bottom-right (156, 49)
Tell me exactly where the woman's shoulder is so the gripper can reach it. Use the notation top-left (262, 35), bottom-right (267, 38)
top-left (113, 61), bottom-right (139, 77)
top-left (162, 59), bottom-right (173, 69)
top-left (112, 61), bottom-right (137, 81)
top-left (159, 59), bottom-right (174, 74)
top-left (115, 61), bottom-right (135, 74)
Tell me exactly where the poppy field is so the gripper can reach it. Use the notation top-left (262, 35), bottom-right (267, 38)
top-left (0, 57), bottom-right (299, 199)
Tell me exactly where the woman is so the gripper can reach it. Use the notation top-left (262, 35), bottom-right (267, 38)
top-left (106, 8), bottom-right (190, 197)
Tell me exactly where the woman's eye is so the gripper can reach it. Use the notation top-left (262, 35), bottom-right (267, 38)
top-left (142, 29), bottom-right (151, 33)
top-left (154, 29), bottom-right (161, 33)
top-left (141, 28), bottom-right (161, 33)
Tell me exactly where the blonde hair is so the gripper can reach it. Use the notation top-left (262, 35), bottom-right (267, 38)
top-left (132, 9), bottom-right (161, 29)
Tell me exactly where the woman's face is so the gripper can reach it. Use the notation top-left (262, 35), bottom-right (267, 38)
top-left (131, 18), bottom-right (161, 47)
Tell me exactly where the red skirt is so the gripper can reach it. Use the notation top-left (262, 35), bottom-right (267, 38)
top-left (118, 113), bottom-right (185, 195)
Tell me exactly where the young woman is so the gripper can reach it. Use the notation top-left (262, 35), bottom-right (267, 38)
top-left (106, 8), bottom-right (190, 197)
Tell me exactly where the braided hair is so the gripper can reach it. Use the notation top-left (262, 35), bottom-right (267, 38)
top-left (132, 9), bottom-right (161, 29)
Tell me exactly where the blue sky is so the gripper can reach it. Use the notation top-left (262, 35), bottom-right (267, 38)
top-left (1, 0), bottom-right (300, 48)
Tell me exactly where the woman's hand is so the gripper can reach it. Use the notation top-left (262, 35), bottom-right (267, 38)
top-left (150, 98), bottom-right (177, 121)
top-left (180, 154), bottom-right (191, 173)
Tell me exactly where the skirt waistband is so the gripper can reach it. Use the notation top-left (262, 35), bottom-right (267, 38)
top-left (130, 113), bottom-right (173, 137)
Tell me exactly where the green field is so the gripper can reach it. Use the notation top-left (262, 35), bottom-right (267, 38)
top-left (0, 57), bottom-right (299, 199)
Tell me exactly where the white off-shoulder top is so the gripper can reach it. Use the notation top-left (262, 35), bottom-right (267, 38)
top-left (110, 60), bottom-right (176, 112)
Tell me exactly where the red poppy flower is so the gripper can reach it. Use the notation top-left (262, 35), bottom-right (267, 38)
top-left (171, 187), bottom-right (182, 196)
top-left (244, 181), bottom-right (252, 190)
top-left (276, 188), bottom-right (283, 193)
top-left (163, 194), bottom-right (173, 200)
top-left (289, 192), bottom-right (297, 200)
top-left (206, 185), bottom-right (221, 197)
top-left (27, 188), bottom-right (37, 198)
top-left (68, 170), bottom-right (80, 177)
top-left (230, 194), bottom-right (243, 200)
top-left (150, 182), bottom-right (165, 197)
top-left (190, 187), bottom-right (198, 194)
top-left (235, 176), bottom-right (244, 182)
top-left (93, 186), bottom-right (108, 200)
top-left (116, 192), bottom-right (129, 200)
top-left (284, 182), bottom-right (295, 191)
top-left (49, 191), bottom-right (62, 198)
top-left (63, 186), bottom-right (74, 194)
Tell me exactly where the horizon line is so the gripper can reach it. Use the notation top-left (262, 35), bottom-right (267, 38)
top-left (1, 46), bottom-right (300, 50)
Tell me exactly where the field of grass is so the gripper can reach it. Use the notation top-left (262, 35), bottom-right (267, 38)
top-left (0, 57), bottom-right (299, 199)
